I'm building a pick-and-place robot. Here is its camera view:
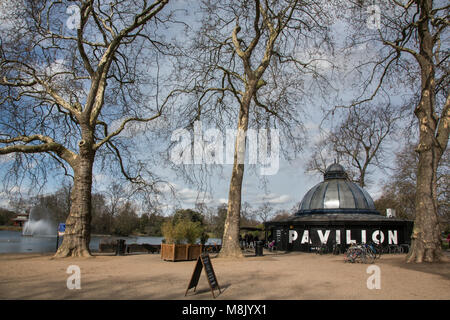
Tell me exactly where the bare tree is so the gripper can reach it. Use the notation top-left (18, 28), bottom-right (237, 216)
top-left (104, 181), bottom-right (126, 235)
top-left (241, 201), bottom-right (254, 221)
top-left (376, 142), bottom-right (449, 227)
top-left (307, 104), bottom-right (400, 187)
top-left (271, 209), bottom-right (291, 222)
top-left (175, 0), bottom-right (334, 258)
top-left (0, 0), bottom-right (177, 257)
top-left (342, 0), bottom-right (449, 262)
top-left (254, 201), bottom-right (274, 224)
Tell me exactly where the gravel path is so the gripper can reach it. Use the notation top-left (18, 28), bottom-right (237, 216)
top-left (0, 251), bottom-right (449, 300)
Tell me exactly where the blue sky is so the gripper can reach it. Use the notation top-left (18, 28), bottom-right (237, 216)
top-left (0, 1), bottom-right (406, 215)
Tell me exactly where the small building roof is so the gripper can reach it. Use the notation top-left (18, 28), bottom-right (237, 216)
top-left (12, 216), bottom-right (29, 221)
top-left (297, 163), bottom-right (378, 215)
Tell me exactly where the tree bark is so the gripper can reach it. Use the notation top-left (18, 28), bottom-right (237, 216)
top-left (216, 3), bottom-right (294, 257)
top-left (406, 82), bottom-right (445, 263)
top-left (406, 0), bottom-right (446, 263)
top-left (220, 85), bottom-right (255, 258)
top-left (55, 128), bottom-right (95, 258)
top-left (406, 140), bottom-right (443, 263)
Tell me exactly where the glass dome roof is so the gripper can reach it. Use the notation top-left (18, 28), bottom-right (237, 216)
top-left (296, 163), bottom-right (379, 215)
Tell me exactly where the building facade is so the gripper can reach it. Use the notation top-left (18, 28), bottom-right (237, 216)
top-left (265, 163), bottom-right (413, 252)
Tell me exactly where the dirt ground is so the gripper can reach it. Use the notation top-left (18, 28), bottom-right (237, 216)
top-left (0, 250), bottom-right (449, 300)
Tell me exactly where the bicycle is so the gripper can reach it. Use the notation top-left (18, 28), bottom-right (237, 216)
top-left (388, 244), bottom-right (402, 254)
top-left (345, 244), bottom-right (363, 263)
top-left (366, 242), bottom-right (382, 259)
top-left (400, 244), bottom-right (410, 254)
top-left (345, 243), bottom-right (375, 264)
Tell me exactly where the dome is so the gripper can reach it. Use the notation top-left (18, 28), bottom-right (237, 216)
top-left (323, 163), bottom-right (347, 180)
top-left (297, 164), bottom-right (379, 215)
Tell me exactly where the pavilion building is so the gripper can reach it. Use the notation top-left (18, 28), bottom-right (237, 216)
top-left (264, 163), bottom-right (413, 252)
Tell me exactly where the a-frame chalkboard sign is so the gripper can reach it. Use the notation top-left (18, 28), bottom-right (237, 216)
top-left (185, 253), bottom-right (221, 298)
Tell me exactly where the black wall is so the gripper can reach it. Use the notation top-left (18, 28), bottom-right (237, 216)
top-left (267, 221), bottom-right (413, 252)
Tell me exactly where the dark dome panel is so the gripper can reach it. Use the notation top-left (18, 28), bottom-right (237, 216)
top-left (299, 184), bottom-right (321, 211)
top-left (323, 180), bottom-right (339, 209)
top-left (337, 180), bottom-right (356, 208)
top-left (309, 182), bottom-right (329, 209)
top-left (345, 180), bottom-right (369, 209)
top-left (324, 163), bottom-right (347, 180)
top-left (297, 164), bottom-right (379, 216)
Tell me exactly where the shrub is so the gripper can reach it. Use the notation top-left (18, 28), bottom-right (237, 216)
top-left (162, 218), bottom-right (204, 244)
top-left (442, 239), bottom-right (449, 251)
top-left (175, 219), bottom-right (203, 244)
top-left (200, 232), bottom-right (209, 245)
top-left (161, 220), bottom-right (178, 244)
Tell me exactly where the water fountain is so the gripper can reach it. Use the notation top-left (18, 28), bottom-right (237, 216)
top-left (22, 206), bottom-right (56, 236)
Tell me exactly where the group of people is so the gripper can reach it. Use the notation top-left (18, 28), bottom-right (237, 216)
top-left (239, 233), bottom-right (260, 249)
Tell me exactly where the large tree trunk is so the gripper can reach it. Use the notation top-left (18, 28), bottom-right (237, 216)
top-left (220, 87), bottom-right (254, 258)
top-left (406, 141), bottom-right (443, 263)
top-left (406, 1), bottom-right (445, 263)
top-left (407, 88), bottom-right (444, 262)
top-left (55, 132), bottom-right (95, 258)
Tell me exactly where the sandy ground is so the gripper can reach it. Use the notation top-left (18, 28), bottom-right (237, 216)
top-left (0, 250), bottom-right (449, 300)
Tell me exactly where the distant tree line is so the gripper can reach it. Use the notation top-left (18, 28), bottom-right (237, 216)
top-left (374, 142), bottom-right (450, 234)
top-left (0, 208), bottom-right (16, 226)
top-left (1, 190), bottom-right (263, 238)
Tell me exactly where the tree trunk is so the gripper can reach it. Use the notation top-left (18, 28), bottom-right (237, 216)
top-left (406, 142), bottom-right (443, 263)
top-left (54, 146), bottom-right (94, 258)
top-left (406, 1), bottom-right (444, 263)
top-left (406, 89), bottom-right (444, 262)
top-left (220, 87), bottom-right (254, 258)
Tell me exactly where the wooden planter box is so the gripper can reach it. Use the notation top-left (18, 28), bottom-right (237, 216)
top-left (161, 243), bottom-right (203, 261)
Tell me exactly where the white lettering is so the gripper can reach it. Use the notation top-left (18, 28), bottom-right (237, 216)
top-left (336, 230), bottom-right (341, 244)
top-left (66, 5), bottom-right (81, 30)
top-left (361, 230), bottom-right (366, 244)
top-left (288, 230), bottom-right (298, 244)
top-left (346, 230), bottom-right (356, 244)
top-left (66, 265), bottom-right (81, 290)
top-left (372, 230), bottom-right (385, 244)
top-left (388, 230), bottom-right (398, 245)
top-left (225, 129), bottom-right (236, 165)
top-left (366, 5), bottom-right (381, 30)
top-left (203, 128), bottom-right (223, 164)
top-left (170, 128), bottom-right (191, 164)
top-left (318, 230), bottom-right (330, 244)
top-left (236, 129), bottom-right (246, 164)
top-left (366, 265), bottom-right (381, 289)
top-left (301, 230), bottom-right (309, 244)
top-left (170, 122), bottom-right (280, 176)
top-left (259, 129), bottom-right (280, 175)
top-left (193, 121), bottom-right (204, 164)
top-left (247, 129), bottom-right (257, 165)
top-left (183, 304), bottom-right (216, 317)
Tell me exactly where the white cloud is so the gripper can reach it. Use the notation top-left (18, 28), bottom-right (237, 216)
top-left (0, 198), bottom-right (10, 209)
top-left (253, 193), bottom-right (293, 205)
top-left (93, 173), bottom-right (110, 185)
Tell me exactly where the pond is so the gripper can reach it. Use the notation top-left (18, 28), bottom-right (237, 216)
top-left (0, 230), bottom-right (221, 254)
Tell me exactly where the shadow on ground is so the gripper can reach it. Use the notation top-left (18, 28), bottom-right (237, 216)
top-left (376, 254), bottom-right (450, 281)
